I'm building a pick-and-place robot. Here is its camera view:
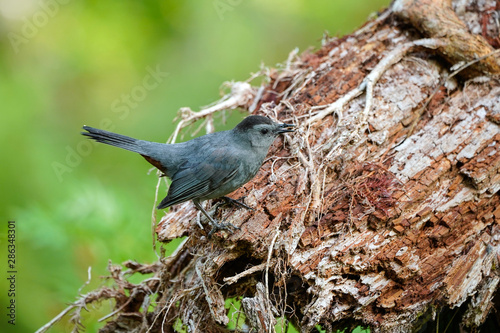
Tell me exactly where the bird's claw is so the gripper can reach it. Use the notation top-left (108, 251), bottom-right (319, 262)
top-left (193, 200), bottom-right (241, 237)
top-left (208, 220), bottom-right (240, 237)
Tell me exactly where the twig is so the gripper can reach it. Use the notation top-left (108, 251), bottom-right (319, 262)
top-left (35, 267), bottom-right (94, 333)
top-left (78, 266), bottom-right (92, 294)
top-left (148, 294), bottom-right (181, 333)
top-left (195, 260), bottom-right (217, 321)
top-left (98, 294), bottom-right (135, 322)
top-left (265, 223), bottom-right (281, 333)
top-left (169, 82), bottom-right (256, 144)
top-left (224, 262), bottom-right (271, 285)
top-left (35, 305), bottom-right (77, 333)
top-left (447, 48), bottom-right (500, 79)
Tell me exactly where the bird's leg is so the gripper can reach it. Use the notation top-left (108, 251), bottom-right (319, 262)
top-left (222, 196), bottom-right (255, 211)
top-left (193, 201), bottom-right (239, 236)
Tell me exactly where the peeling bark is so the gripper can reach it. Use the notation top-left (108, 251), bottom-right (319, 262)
top-left (76, 1), bottom-right (500, 333)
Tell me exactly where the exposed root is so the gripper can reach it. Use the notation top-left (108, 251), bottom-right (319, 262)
top-left (306, 38), bottom-right (442, 128)
top-left (393, 0), bottom-right (500, 77)
top-left (35, 261), bottom-right (161, 333)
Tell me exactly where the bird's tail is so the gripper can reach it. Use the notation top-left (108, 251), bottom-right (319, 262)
top-left (82, 126), bottom-right (145, 155)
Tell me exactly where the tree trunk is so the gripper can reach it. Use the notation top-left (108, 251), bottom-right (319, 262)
top-left (97, 1), bottom-right (500, 332)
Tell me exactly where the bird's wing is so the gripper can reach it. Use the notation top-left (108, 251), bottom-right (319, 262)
top-left (157, 147), bottom-right (241, 208)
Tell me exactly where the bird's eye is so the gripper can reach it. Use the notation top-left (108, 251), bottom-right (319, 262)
top-left (260, 128), bottom-right (269, 135)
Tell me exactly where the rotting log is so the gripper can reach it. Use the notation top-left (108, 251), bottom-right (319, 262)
top-left (70, 1), bottom-right (500, 332)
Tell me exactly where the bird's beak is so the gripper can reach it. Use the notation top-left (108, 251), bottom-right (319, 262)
top-left (276, 123), bottom-right (295, 134)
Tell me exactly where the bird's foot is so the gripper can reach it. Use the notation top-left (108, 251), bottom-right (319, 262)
top-left (208, 219), bottom-right (240, 238)
top-left (222, 196), bottom-right (255, 211)
top-left (193, 200), bottom-right (241, 237)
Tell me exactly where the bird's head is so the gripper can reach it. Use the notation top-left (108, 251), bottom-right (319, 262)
top-left (234, 115), bottom-right (295, 149)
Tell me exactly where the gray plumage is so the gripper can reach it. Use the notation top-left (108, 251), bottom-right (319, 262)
top-left (82, 115), bottom-right (294, 233)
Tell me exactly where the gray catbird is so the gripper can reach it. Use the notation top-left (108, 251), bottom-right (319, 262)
top-left (82, 115), bottom-right (294, 233)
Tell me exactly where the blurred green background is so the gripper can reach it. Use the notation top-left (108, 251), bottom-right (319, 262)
top-left (0, 0), bottom-right (390, 332)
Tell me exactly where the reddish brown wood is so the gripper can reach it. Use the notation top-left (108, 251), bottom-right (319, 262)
top-left (96, 1), bottom-right (500, 332)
